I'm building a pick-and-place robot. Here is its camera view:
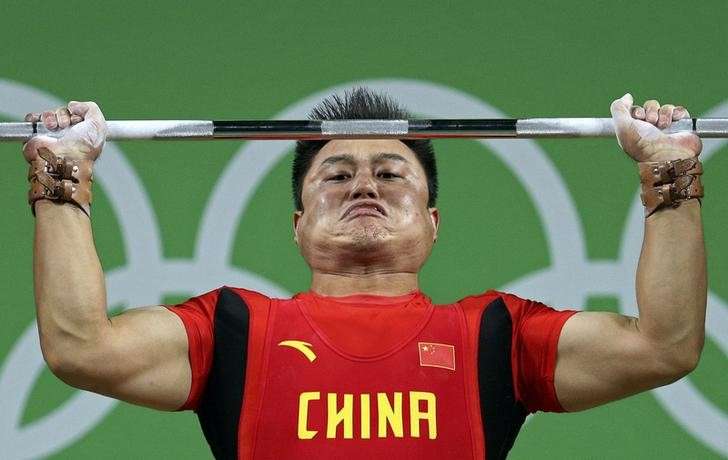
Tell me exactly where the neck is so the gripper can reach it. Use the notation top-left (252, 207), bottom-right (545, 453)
top-left (310, 270), bottom-right (419, 297)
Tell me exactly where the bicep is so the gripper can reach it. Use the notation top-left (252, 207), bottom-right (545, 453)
top-left (554, 311), bottom-right (679, 411)
top-left (82, 306), bottom-right (192, 411)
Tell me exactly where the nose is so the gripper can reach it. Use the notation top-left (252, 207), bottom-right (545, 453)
top-left (350, 173), bottom-right (379, 200)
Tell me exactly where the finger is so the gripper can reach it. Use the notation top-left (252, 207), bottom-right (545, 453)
top-left (24, 112), bottom-right (41, 122)
top-left (41, 111), bottom-right (58, 130)
top-left (644, 99), bottom-right (660, 124)
top-left (56, 107), bottom-right (72, 129)
top-left (673, 106), bottom-right (690, 120)
top-left (630, 105), bottom-right (646, 119)
top-left (70, 114), bottom-right (83, 124)
top-left (657, 104), bottom-right (675, 129)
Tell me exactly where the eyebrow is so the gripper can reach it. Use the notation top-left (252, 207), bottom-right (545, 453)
top-left (372, 152), bottom-right (409, 164)
top-left (319, 154), bottom-right (356, 169)
top-left (318, 152), bottom-right (409, 169)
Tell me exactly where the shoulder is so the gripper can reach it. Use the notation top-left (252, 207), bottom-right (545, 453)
top-left (454, 289), bottom-right (557, 326)
top-left (214, 286), bottom-right (278, 315)
top-left (169, 285), bottom-right (278, 317)
top-left (454, 289), bottom-right (530, 312)
top-left (224, 285), bottom-right (274, 302)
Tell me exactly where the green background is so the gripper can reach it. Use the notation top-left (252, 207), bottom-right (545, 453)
top-left (1, 1), bottom-right (726, 458)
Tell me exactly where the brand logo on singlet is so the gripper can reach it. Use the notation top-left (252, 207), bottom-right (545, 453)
top-left (278, 340), bottom-right (317, 362)
top-left (297, 391), bottom-right (437, 440)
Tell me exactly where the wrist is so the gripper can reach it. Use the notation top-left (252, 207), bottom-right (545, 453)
top-left (643, 148), bottom-right (696, 162)
top-left (639, 158), bottom-right (703, 218)
top-left (51, 145), bottom-right (93, 161)
top-left (27, 148), bottom-right (93, 218)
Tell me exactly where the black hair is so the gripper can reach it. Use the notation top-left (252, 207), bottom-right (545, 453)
top-left (292, 87), bottom-right (438, 211)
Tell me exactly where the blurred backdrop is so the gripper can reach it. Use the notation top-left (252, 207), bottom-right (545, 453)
top-left (1, 1), bottom-right (726, 458)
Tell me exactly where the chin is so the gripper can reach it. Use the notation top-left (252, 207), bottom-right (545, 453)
top-left (336, 222), bottom-right (391, 250)
top-left (351, 226), bottom-right (388, 245)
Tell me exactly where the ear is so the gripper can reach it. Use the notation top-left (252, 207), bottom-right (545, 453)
top-left (428, 207), bottom-right (440, 242)
top-left (293, 210), bottom-right (303, 244)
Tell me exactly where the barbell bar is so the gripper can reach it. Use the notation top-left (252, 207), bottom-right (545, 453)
top-left (1, 118), bottom-right (728, 141)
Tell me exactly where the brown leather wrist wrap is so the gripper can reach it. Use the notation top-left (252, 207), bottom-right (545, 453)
top-left (638, 157), bottom-right (703, 218)
top-left (27, 147), bottom-right (94, 217)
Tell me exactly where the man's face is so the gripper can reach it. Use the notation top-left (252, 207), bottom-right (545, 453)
top-left (294, 139), bottom-right (439, 271)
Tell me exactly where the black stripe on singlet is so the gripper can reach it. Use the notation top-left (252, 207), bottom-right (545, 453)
top-left (197, 287), bottom-right (250, 460)
top-left (478, 297), bottom-right (527, 460)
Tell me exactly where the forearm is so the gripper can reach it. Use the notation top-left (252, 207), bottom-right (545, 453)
top-left (34, 200), bottom-right (110, 365)
top-left (635, 199), bottom-right (707, 367)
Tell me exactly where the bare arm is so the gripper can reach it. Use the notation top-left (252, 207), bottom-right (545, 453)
top-left (554, 95), bottom-right (707, 411)
top-left (28, 103), bottom-right (191, 411)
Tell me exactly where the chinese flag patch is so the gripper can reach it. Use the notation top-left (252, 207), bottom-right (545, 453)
top-left (418, 342), bottom-right (456, 371)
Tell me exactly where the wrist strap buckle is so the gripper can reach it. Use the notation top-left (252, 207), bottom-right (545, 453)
top-left (27, 148), bottom-right (94, 217)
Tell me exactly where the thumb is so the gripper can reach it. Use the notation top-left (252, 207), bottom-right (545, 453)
top-left (67, 101), bottom-right (90, 118)
top-left (610, 93), bottom-right (634, 126)
top-left (22, 136), bottom-right (58, 163)
top-left (610, 93), bottom-right (637, 151)
top-left (68, 101), bottom-right (106, 126)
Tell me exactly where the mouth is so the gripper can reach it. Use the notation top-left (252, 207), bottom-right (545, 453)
top-left (342, 201), bottom-right (386, 220)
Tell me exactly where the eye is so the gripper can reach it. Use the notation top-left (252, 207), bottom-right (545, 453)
top-left (326, 173), bottom-right (351, 182)
top-left (377, 171), bottom-right (400, 180)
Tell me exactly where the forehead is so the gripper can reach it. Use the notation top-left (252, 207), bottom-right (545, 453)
top-left (311, 139), bottom-right (420, 169)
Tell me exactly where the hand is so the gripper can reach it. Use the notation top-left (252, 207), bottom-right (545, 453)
top-left (22, 101), bottom-right (107, 163)
top-left (610, 93), bottom-right (702, 162)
